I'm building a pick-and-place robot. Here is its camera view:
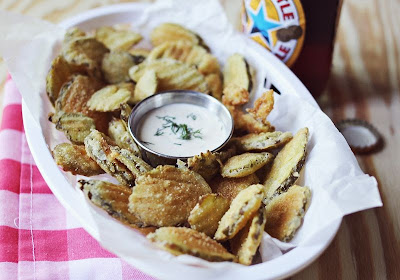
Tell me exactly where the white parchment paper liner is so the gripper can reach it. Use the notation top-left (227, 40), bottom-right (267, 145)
top-left (0, 0), bottom-right (382, 279)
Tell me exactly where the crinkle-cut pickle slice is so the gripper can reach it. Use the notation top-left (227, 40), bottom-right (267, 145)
top-left (263, 127), bottom-right (309, 201)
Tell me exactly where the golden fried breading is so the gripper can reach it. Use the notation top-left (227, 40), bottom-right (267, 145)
top-left (95, 26), bottom-right (142, 51)
top-left (263, 128), bottom-right (309, 201)
top-left (222, 84), bottom-right (250, 106)
top-left (214, 144), bottom-right (237, 164)
top-left (52, 143), bottom-right (103, 176)
top-left (79, 180), bottom-right (143, 226)
top-left (223, 53), bottom-right (252, 92)
top-left (205, 73), bottom-right (223, 100)
top-left (62, 36), bottom-right (109, 78)
top-left (129, 58), bottom-right (209, 93)
top-left (101, 51), bottom-right (138, 83)
top-left (46, 55), bottom-right (86, 105)
top-left (51, 112), bottom-right (95, 144)
top-left (108, 117), bottom-right (141, 157)
top-left (187, 150), bottom-right (222, 182)
top-left (234, 131), bottom-right (293, 152)
top-left (87, 83), bottom-right (134, 112)
top-left (129, 48), bottom-right (150, 58)
top-left (188, 193), bottom-right (230, 237)
top-left (265, 185), bottom-right (311, 241)
top-left (214, 184), bottom-right (264, 241)
top-left (147, 227), bottom-right (235, 262)
top-left (226, 105), bottom-right (274, 134)
top-left (84, 130), bottom-right (151, 187)
top-left (150, 23), bottom-right (207, 49)
top-left (119, 103), bottom-right (132, 124)
top-left (132, 69), bottom-right (158, 104)
top-left (63, 27), bottom-right (86, 44)
top-left (129, 165), bottom-right (211, 227)
top-left (147, 41), bottom-right (219, 75)
top-left (246, 90), bottom-right (274, 124)
top-left (209, 173), bottom-right (259, 203)
top-left (221, 152), bottom-right (274, 178)
top-left (230, 205), bottom-right (267, 265)
top-left (55, 75), bottom-right (110, 133)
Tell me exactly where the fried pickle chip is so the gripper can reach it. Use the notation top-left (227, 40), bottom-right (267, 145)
top-left (119, 103), bottom-right (132, 123)
top-left (51, 112), bottom-right (95, 144)
top-left (55, 75), bottom-right (109, 132)
top-left (234, 131), bottom-right (293, 152)
top-left (46, 55), bottom-right (86, 105)
top-left (129, 48), bottom-right (150, 59)
top-left (150, 23), bottom-right (208, 49)
top-left (129, 165), bottom-right (211, 227)
top-left (63, 27), bottom-right (86, 44)
top-left (263, 128), bottom-right (309, 201)
top-left (187, 150), bottom-right (222, 182)
top-left (230, 205), bottom-right (267, 265)
top-left (101, 51), bottom-right (138, 83)
top-left (223, 53), bottom-right (252, 92)
top-left (205, 73), bottom-right (223, 100)
top-left (188, 193), bottom-right (230, 237)
top-left (108, 117), bottom-right (141, 157)
top-left (214, 184), bottom-right (264, 241)
top-left (265, 185), bottom-right (311, 241)
top-left (147, 227), bottom-right (235, 262)
top-left (84, 130), bottom-right (151, 187)
top-left (52, 143), bottom-right (103, 176)
top-left (221, 152), bottom-right (274, 178)
top-left (62, 36), bottom-right (109, 78)
top-left (210, 173), bottom-right (259, 202)
top-left (132, 69), bottom-right (158, 104)
top-left (222, 84), bottom-right (250, 106)
top-left (214, 144), bottom-right (237, 164)
top-left (87, 83), bottom-right (133, 112)
top-left (226, 105), bottom-right (274, 134)
top-left (95, 26), bottom-right (142, 51)
top-left (129, 58), bottom-right (209, 93)
top-left (246, 90), bottom-right (274, 124)
top-left (79, 180), bottom-right (143, 226)
top-left (147, 41), bottom-right (219, 75)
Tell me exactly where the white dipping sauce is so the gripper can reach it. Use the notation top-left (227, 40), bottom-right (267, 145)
top-left (138, 103), bottom-right (228, 157)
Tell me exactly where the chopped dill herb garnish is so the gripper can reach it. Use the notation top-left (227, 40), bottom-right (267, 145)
top-left (156, 115), bottom-right (203, 140)
top-left (187, 113), bottom-right (197, 120)
top-left (141, 141), bottom-right (154, 145)
top-left (174, 143), bottom-right (182, 146)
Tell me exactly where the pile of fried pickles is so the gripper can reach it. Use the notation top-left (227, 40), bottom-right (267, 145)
top-left (46, 23), bottom-right (311, 265)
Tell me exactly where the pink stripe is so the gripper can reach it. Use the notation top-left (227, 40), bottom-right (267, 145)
top-left (0, 159), bottom-right (21, 193)
top-left (20, 162), bottom-right (52, 194)
top-left (121, 260), bottom-right (155, 280)
top-left (0, 104), bottom-right (23, 131)
top-left (0, 226), bottom-right (18, 262)
top-left (0, 191), bottom-right (19, 229)
top-left (2, 80), bottom-right (22, 107)
top-left (6, 73), bottom-right (11, 81)
top-left (19, 228), bottom-right (69, 262)
top-left (0, 129), bottom-right (22, 162)
top-left (18, 261), bottom-right (70, 280)
top-left (67, 228), bottom-right (115, 260)
top-left (19, 193), bottom-right (66, 230)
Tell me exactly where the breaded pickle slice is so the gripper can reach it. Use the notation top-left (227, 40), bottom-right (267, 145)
top-left (79, 180), bottom-right (142, 226)
top-left (87, 83), bottom-right (134, 112)
top-left (52, 143), bottom-right (103, 176)
top-left (132, 69), bottom-right (158, 104)
top-left (210, 173), bottom-right (259, 203)
top-left (214, 184), bottom-right (264, 241)
top-left (187, 150), bottom-right (222, 182)
top-left (230, 205), bottom-right (267, 265)
top-left (221, 152), bottom-right (274, 178)
top-left (227, 105), bottom-right (274, 134)
top-left (95, 26), bottom-right (142, 51)
top-left (147, 41), bottom-right (219, 75)
top-left (46, 55), bottom-right (86, 105)
top-left (84, 130), bottom-right (151, 187)
top-left (101, 51), bottom-right (138, 84)
top-left (246, 90), bottom-right (274, 124)
top-left (263, 128), bottom-right (309, 201)
top-left (50, 112), bottom-right (95, 144)
top-left (63, 27), bottom-right (86, 44)
top-left (234, 131), bottom-right (293, 152)
top-left (188, 193), bottom-right (230, 237)
top-left (223, 53), bottom-right (252, 92)
top-left (150, 23), bottom-right (207, 49)
top-left (265, 185), bottom-right (311, 241)
top-left (147, 227), bottom-right (235, 262)
top-left (222, 84), bottom-right (250, 106)
top-left (129, 58), bottom-right (209, 93)
top-left (205, 73), bottom-right (223, 100)
top-left (129, 165), bottom-right (211, 227)
top-left (108, 117), bottom-right (141, 157)
top-left (119, 103), bottom-right (132, 124)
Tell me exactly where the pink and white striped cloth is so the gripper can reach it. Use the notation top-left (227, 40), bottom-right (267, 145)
top-left (0, 76), bottom-right (155, 280)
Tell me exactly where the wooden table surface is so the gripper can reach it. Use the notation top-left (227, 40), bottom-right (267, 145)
top-left (1, 0), bottom-right (399, 279)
